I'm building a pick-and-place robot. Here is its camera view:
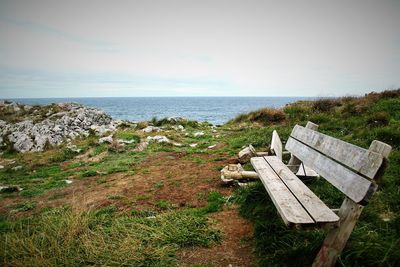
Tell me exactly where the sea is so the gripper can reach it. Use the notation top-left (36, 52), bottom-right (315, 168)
top-left (11, 97), bottom-right (312, 125)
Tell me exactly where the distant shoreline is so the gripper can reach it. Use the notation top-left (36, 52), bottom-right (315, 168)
top-left (6, 97), bottom-right (314, 125)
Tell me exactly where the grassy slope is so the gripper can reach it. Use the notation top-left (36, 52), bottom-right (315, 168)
top-left (231, 90), bottom-right (400, 266)
top-left (0, 89), bottom-right (399, 266)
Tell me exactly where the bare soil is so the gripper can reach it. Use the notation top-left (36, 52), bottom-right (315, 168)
top-left (2, 151), bottom-right (256, 266)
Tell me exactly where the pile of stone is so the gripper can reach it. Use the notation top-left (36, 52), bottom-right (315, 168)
top-left (0, 101), bottom-right (119, 152)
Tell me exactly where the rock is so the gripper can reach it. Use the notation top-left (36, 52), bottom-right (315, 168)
top-left (12, 166), bottom-right (23, 171)
top-left (66, 145), bottom-right (82, 153)
top-left (142, 126), bottom-right (161, 133)
top-left (0, 101), bottom-right (117, 152)
top-left (147, 135), bottom-right (170, 143)
top-left (208, 144), bottom-right (217, 149)
top-left (0, 165), bottom-right (4, 169)
top-left (117, 139), bottom-right (136, 144)
top-left (134, 141), bottom-right (149, 152)
top-left (167, 117), bottom-right (187, 124)
top-left (23, 105), bottom-right (32, 111)
top-left (10, 133), bottom-right (34, 152)
top-left (99, 135), bottom-right (113, 144)
top-left (194, 131), bottom-right (205, 137)
top-left (10, 102), bottom-right (20, 112)
top-left (65, 180), bottom-right (73, 184)
top-left (189, 143), bottom-right (198, 147)
top-left (173, 143), bottom-right (184, 147)
top-left (171, 125), bottom-right (185, 131)
top-left (0, 185), bottom-right (22, 193)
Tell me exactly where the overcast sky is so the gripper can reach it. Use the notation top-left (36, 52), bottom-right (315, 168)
top-left (0, 0), bottom-right (399, 98)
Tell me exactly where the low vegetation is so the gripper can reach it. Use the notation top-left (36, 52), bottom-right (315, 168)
top-left (1, 89), bottom-right (399, 266)
top-left (230, 107), bottom-right (287, 125)
top-left (232, 89), bottom-right (400, 266)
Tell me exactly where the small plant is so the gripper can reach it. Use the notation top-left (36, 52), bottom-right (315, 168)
top-left (108, 194), bottom-right (125, 200)
top-left (8, 202), bottom-right (36, 212)
top-left (156, 200), bottom-right (172, 209)
top-left (154, 181), bottom-right (164, 189)
top-left (81, 170), bottom-right (97, 177)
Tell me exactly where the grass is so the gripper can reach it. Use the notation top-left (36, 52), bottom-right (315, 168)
top-left (231, 89), bottom-right (400, 266)
top-left (0, 206), bottom-right (221, 266)
top-left (230, 108), bottom-right (287, 125)
top-left (1, 88), bottom-right (399, 266)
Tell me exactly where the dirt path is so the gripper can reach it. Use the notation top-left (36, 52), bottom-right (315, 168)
top-left (5, 151), bottom-right (256, 266)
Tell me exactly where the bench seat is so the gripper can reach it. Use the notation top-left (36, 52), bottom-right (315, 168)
top-left (251, 156), bottom-right (340, 227)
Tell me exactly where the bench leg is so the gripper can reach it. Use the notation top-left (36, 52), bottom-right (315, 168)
top-left (312, 197), bottom-right (364, 267)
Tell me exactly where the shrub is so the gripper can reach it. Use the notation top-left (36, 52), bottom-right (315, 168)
top-left (367, 111), bottom-right (390, 127)
top-left (233, 108), bottom-right (287, 125)
top-left (312, 98), bottom-right (340, 113)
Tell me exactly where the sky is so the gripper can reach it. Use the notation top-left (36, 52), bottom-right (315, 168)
top-left (0, 0), bottom-right (399, 98)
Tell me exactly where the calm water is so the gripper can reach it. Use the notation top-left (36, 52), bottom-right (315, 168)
top-left (11, 97), bottom-right (312, 125)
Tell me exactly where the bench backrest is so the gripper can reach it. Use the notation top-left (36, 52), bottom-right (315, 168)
top-left (285, 123), bottom-right (392, 204)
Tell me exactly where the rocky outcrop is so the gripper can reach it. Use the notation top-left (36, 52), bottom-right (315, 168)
top-left (0, 101), bottom-right (119, 152)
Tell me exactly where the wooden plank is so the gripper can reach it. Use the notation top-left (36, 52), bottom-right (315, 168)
top-left (296, 163), bottom-right (319, 177)
top-left (313, 197), bottom-right (364, 267)
top-left (369, 140), bottom-right (392, 159)
top-left (285, 137), bottom-right (373, 203)
top-left (288, 122), bottom-right (319, 173)
top-left (265, 156), bottom-right (339, 224)
top-left (290, 125), bottom-right (383, 179)
top-left (313, 138), bottom-right (392, 267)
top-left (251, 157), bottom-right (315, 226)
top-left (271, 130), bottom-right (283, 160)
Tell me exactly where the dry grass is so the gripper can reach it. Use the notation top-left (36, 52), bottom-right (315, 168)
top-left (231, 108), bottom-right (287, 125)
top-left (1, 206), bottom-right (221, 266)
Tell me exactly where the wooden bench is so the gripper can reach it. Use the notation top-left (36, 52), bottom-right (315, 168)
top-left (250, 121), bottom-right (392, 267)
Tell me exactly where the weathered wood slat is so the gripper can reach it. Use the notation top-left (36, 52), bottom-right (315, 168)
top-left (296, 163), bottom-right (319, 177)
top-left (265, 156), bottom-right (339, 224)
top-left (290, 125), bottom-right (383, 179)
top-left (271, 130), bottom-right (283, 160)
top-left (285, 137), bottom-right (374, 203)
top-left (313, 197), bottom-right (364, 267)
top-left (251, 157), bottom-right (315, 226)
top-left (288, 121), bottom-right (319, 173)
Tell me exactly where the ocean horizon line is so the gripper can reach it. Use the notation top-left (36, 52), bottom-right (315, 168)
top-left (6, 95), bottom-right (319, 100)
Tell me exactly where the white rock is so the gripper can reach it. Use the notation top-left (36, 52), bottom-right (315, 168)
top-left (1, 101), bottom-right (116, 152)
top-left (10, 133), bottom-right (34, 153)
top-left (208, 144), bottom-right (217, 149)
top-left (12, 166), bottom-right (23, 171)
top-left (23, 105), bottom-right (32, 111)
top-left (147, 135), bottom-right (170, 143)
top-left (65, 180), bottom-right (73, 184)
top-left (173, 143), bottom-right (184, 147)
top-left (66, 145), bottom-right (82, 153)
top-left (142, 126), bottom-right (161, 133)
top-left (0, 165), bottom-right (4, 169)
top-left (99, 135), bottom-right (113, 144)
top-left (194, 131), bottom-right (204, 137)
top-left (189, 143), bottom-right (198, 147)
top-left (117, 139), bottom-right (135, 144)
